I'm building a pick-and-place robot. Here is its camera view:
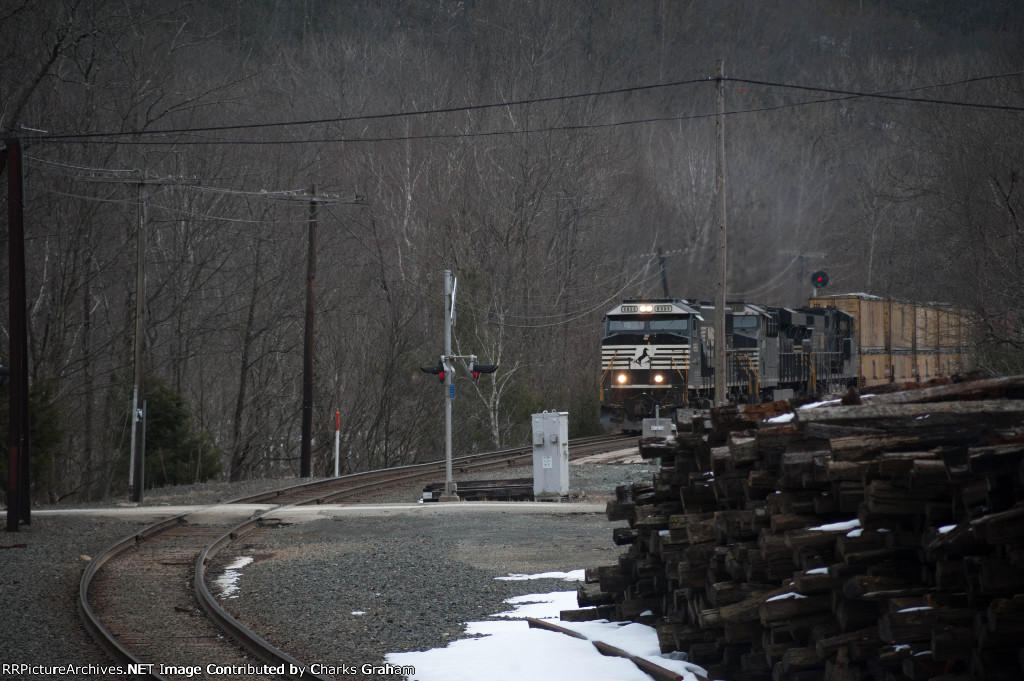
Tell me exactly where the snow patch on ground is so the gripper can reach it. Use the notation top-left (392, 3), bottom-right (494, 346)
top-left (386, 572), bottom-right (710, 681)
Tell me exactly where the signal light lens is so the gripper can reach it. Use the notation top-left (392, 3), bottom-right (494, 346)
top-left (421, 363), bottom-right (446, 383)
top-left (468, 362), bottom-right (498, 382)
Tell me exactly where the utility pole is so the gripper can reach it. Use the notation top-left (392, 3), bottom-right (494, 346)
top-left (714, 59), bottom-right (728, 407)
top-left (301, 184), bottom-right (318, 478)
top-left (128, 179), bottom-right (148, 501)
top-left (82, 172), bottom-right (175, 502)
top-left (5, 138), bottom-right (30, 530)
top-left (275, 187), bottom-right (365, 479)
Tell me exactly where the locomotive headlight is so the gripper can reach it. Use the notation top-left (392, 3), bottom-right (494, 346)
top-left (653, 374), bottom-right (664, 384)
top-left (616, 373), bottom-right (627, 384)
top-left (639, 304), bottom-right (654, 313)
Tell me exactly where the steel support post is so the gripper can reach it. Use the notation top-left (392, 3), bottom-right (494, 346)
top-left (5, 138), bottom-right (29, 529)
top-left (443, 269), bottom-right (456, 499)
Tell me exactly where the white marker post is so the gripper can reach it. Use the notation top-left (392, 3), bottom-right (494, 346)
top-left (334, 410), bottom-right (341, 477)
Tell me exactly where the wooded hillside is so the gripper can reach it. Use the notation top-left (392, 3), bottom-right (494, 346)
top-left (1, 0), bottom-right (1022, 500)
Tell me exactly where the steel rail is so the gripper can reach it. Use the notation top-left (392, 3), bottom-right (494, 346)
top-left (234, 433), bottom-right (632, 504)
top-left (76, 466), bottom-right (441, 681)
top-left (77, 516), bottom-right (186, 680)
top-left (78, 433), bottom-right (636, 679)
top-left (195, 516), bottom-right (330, 681)
top-left (190, 434), bottom-right (638, 677)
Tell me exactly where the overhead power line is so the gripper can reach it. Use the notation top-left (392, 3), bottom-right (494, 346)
top-left (17, 71), bottom-right (1024, 147)
top-left (728, 73), bottom-right (1024, 113)
top-left (23, 77), bottom-right (710, 142)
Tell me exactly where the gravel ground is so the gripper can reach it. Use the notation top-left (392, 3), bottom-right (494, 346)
top-left (220, 511), bottom-right (621, 681)
top-left (0, 516), bottom-right (151, 680)
top-left (2, 458), bottom-right (654, 681)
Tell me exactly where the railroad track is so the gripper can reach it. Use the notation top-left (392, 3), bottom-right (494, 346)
top-left (78, 434), bottom-right (635, 681)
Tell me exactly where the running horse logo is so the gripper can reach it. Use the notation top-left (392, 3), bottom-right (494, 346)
top-left (632, 346), bottom-right (655, 367)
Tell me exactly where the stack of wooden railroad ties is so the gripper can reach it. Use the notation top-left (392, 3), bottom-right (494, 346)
top-left (574, 375), bottom-right (1024, 681)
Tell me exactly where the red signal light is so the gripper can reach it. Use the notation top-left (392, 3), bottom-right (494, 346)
top-left (468, 362), bottom-right (498, 382)
top-left (420, 364), bottom-right (446, 383)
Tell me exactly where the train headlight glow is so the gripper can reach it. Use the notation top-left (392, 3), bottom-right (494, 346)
top-left (639, 304), bottom-right (654, 313)
top-left (654, 374), bottom-right (664, 383)
top-left (616, 373), bottom-right (627, 384)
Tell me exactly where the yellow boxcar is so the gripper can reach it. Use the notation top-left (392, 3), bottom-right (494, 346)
top-left (809, 294), bottom-right (973, 388)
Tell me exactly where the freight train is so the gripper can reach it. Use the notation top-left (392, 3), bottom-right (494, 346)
top-left (599, 294), bottom-right (972, 431)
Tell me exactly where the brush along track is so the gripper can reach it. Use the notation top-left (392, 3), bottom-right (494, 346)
top-left (79, 434), bottom-right (635, 680)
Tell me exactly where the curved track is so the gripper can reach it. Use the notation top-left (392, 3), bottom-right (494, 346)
top-left (79, 435), bottom-right (635, 681)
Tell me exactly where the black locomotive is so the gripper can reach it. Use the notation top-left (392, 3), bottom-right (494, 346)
top-left (599, 298), bottom-right (858, 431)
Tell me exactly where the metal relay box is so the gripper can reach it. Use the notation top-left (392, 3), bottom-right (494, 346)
top-left (531, 411), bottom-right (569, 500)
top-left (642, 417), bottom-right (677, 440)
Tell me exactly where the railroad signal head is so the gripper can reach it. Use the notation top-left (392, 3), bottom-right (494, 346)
top-left (421, 363), bottom-right (446, 383)
top-left (811, 271), bottom-right (829, 289)
top-left (468, 361), bottom-right (498, 382)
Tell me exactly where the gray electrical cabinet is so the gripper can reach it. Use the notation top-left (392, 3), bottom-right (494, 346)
top-left (642, 418), bottom-right (677, 440)
top-left (531, 411), bottom-right (569, 500)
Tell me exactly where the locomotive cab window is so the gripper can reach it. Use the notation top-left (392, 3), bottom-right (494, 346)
top-left (607, 319), bottom-right (646, 333)
top-left (649, 318), bottom-right (689, 335)
top-left (607, 317), bottom-right (689, 336)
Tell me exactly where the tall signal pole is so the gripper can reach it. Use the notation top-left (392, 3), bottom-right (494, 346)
top-left (443, 269), bottom-right (456, 499)
top-left (420, 270), bottom-right (495, 501)
top-left (714, 60), bottom-right (728, 407)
